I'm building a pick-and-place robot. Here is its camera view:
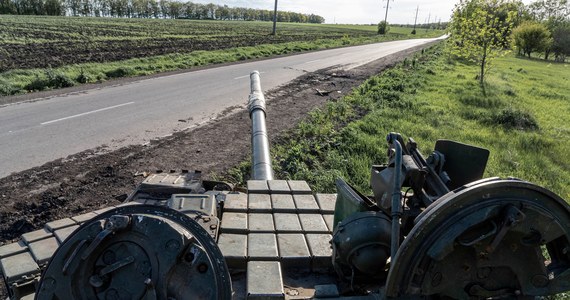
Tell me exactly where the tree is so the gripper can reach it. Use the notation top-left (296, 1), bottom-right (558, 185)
top-left (551, 23), bottom-right (570, 61)
top-left (0, 0), bottom-right (17, 14)
top-left (378, 20), bottom-right (389, 34)
top-left (512, 21), bottom-right (552, 57)
top-left (448, 0), bottom-right (517, 85)
top-left (44, 0), bottom-right (64, 15)
top-left (528, 0), bottom-right (569, 23)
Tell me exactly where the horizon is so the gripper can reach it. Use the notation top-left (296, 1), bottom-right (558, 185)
top-left (188, 0), bottom-right (535, 25)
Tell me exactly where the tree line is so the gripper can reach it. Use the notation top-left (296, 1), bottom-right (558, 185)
top-left (0, 0), bottom-right (326, 23)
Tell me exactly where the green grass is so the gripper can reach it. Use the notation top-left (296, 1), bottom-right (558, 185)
top-left (0, 15), bottom-right (444, 96)
top-left (226, 44), bottom-right (570, 202)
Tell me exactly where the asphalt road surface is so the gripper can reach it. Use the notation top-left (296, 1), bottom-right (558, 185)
top-left (0, 37), bottom-right (443, 178)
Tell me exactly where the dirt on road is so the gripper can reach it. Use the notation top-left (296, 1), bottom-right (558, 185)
top-left (0, 43), bottom-right (436, 297)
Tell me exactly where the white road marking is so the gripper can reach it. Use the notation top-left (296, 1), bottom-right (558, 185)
top-left (302, 59), bottom-right (322, 64)
top-left (234, 71), bottom-right (266, 80)
top-left (41, 102), bottom-right (135, 125)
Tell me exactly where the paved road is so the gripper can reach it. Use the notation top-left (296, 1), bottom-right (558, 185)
top-left (0, 37), bottom-right (442, 178)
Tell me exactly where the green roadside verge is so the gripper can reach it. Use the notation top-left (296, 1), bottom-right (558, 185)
top-left (226, 43), bottom-right (570, 202)
top-left (0, 28), bottom-right (442, 97)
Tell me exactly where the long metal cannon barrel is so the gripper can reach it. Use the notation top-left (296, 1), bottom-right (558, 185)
top-left (248, 71), bottom-right (274, 180)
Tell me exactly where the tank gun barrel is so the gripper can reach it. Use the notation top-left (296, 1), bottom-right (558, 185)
top-left (248, 71), bottom-right (274, 180)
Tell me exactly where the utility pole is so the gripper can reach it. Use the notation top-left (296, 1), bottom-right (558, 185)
top-left (383, 0), bottom-right (391, 26)
top-left (425, 13), bottom-right (431, 32)
top-left (412, 5), bottom-right (419, 33)
top-left (272, 0), bottom-right (278, 35)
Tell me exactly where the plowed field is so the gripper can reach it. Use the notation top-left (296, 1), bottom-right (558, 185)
top-left (0, 16), bottom-right (383, 71)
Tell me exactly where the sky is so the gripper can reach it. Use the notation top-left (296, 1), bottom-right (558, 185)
top-left (190, 0), bottom-right (534, 25)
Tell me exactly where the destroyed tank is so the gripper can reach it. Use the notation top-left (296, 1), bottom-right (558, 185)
top-left (1, 71), bottom-right (569, 299)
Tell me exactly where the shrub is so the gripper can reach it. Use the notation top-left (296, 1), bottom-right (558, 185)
top-left (105, 67), bottom-right (134, 78)
top-left (511, 22), bottom-right (552, 58)
top-left (378, 21), bottom-right (390, 35)
top-left (25, 75), bottom-right (48, 91)
top-left (552, 24), bottom-right (570, 62)
top-left (489, 107), bottom-right (539, 130)
top-left (49, 73), bottom-right (74, 88)
top-left (76, 69), bottom-right (91, 83)
top-left (0, 80), bottom-right (18, 96)
top-left (24, 70), bottom-right (74, 92)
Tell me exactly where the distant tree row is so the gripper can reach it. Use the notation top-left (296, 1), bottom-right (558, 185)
top-left (0, 0), bottom-right (325, 23)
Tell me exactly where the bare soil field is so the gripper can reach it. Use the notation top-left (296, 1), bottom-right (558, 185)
top-left (2, 34), bottom-right (344, 70)
top-left (0, 43), bottom-right (435, 297)
top-left (0, 16), bottom-right (376, 70)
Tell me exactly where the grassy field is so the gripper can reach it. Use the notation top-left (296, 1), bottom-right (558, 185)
top-left (227, 44), bottom-right (570, 201)
top-left (0, 16), bottom-right (443, 96)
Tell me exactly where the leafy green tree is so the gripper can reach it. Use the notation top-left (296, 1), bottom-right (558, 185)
top-left (0, 0), bottom-right (17, 13)
top-left (44, 0), bottom-right (63, 15)
top-left (218, 4), bottom-right (229, 20)
top-left (528, 0), bottom-right (569, 23)
top-left (512, 21), bottom-right (552, 58)
top-left (552, 23), bottom-right (570, 61)
top-left (168, 0), bottom-right (181, 18)
top-left (378, 20), bottom-right (389, 34)
top-left (448, 0), bottom-right (517, 84)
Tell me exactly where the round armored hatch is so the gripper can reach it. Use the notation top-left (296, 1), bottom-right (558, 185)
top-left (385, 179), bottom-right (570, 299)
top-left (36, 205), bottom-right (232, 300)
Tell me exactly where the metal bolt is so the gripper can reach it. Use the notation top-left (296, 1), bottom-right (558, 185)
top-left (197, 263), bottom-right (208, 273)
top-left (210, 224), bottom-right (217, 230)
